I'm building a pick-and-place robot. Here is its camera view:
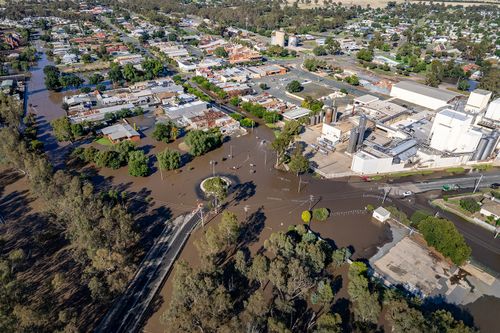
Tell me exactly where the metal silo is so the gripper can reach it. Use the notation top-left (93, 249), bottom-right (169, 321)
top-left (472, 137), bottom-right (488, 161)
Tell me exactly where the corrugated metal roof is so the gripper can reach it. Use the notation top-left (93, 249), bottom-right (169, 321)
top-left (393, 81), bottom-right (459, 102)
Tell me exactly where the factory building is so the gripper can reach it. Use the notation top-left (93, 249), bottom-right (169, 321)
top-left (484, 98), bottom-right (500, 122)
top-left (390, 81), bottom-right (462, 111)
top-left (464, 89), bottom-right (492, 114)
top-left (351, 139), bottom-right (417, 174)
top-left (429, 109), bottom-right (482, 153)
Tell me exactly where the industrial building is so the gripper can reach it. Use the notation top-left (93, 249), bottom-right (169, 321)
top-left (332, 87), bottom-right (499, 175)
top-left (271, 30), bottom-right (286, 47)
top-left (390, 81), bottom-right (462, 111)
top-left (429, 109), bottom-right (483, 153)
top-left (464, 89), bottom-right (492, 113)
top-left (484, 98), bottom-right (500, 122)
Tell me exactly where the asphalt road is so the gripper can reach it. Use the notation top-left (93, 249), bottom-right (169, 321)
top-left (389, 173), bottom-right (500, 194)
top-left (100, 17), bottom-right (153, 58)
top-left (94, 211), bottom-right (202, 333)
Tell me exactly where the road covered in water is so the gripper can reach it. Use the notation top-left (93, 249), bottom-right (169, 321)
top-left (25, 46), bottom-right (500, 333)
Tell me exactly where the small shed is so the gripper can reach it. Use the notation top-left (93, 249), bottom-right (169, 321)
top-left (373, 207), bottom-right (391, 223)
top-left (480, 200), bottom-right (500, 220)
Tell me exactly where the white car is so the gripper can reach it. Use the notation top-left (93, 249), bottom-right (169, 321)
top-left (402, 191), bottom-right (413, 197)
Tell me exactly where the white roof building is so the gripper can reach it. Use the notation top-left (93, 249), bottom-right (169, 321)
top-left (465, 89), bottom-right (492, 113)
top-left (283, 107), bottom-right (310, 120)
top-left (373, 207), bottom-right (391, 222)
top-left (484, 98), bottom-right (500, 122)
top-left (99, 123), bottom-right (140, 142)
top-left (390, 81), bottom-right (462, 111)
top-left (429, 108), bottom-right (482, 153)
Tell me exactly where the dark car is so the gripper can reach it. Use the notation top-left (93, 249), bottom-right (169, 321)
top-left (490, 183), bottom-right (500, 189)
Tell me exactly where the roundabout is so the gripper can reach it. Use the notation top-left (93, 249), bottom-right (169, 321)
top-left (199, 176), bottom-right (232, 195)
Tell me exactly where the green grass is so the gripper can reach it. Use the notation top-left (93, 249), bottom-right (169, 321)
top-left (473, 164), bottom-right (494, 171)
top-left (386, 170), bottom-right (434, 179)
top-left (95, 137), bottom-right (113, 146)
top-left (445, 167), bottom-right (465, 174)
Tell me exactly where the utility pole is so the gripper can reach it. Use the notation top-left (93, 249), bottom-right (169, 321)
top-left (298, 176), bottom-right (309, 193)
top-left (244, 205), bottom-right (250, 220)
top-left (264, 149), bottom-right (267, 166)
top-left (382, 187), bottom-right (390, 204)
top-left (473, 174), bottom-right (483, 193)
top-left (308, 195), bottom-right (314, 210)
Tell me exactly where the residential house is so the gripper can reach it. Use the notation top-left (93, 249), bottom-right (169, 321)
top-left (99, 123), bottom-right (140, 143)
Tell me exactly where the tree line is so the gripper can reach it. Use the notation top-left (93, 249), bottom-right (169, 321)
top-left (0, 94), bottom-right (141, 332)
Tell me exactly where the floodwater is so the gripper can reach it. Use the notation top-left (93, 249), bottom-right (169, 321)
top-left (27, 42), bottom-right (73, 165)
top-left (24, 44), bottom-right (500, 333)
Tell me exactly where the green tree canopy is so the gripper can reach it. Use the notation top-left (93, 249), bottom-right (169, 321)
top-left (286, 80), bottom-right (303, 93)
top-left (127, 150), bottom-right (149, 177)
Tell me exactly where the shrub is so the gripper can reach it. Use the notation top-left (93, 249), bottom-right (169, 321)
top-left (301, 210), bottom-right (311, 223)
top-left (312, 208), bottom-right (330, 221)
top-left (366, 204), bottom-right (374, 212)
top-left (385, 206), bottom-right (411, 225)
top-left (459, 198), bottom-right (480, 213)
top-left (230, 113), bottom-right (243, 121)
top-left (239, 118), bottom-right (255, 128)
top-left (410, 210), bottom-right (432, 227)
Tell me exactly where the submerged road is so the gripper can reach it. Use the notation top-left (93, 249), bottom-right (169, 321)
top-left (94, 211), bottom-right (202, 333)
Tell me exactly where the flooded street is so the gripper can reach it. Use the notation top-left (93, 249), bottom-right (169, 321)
top-left (27, 42), bottom-right (71, 165)
top-left (23, 46), bottom-right (500, 333)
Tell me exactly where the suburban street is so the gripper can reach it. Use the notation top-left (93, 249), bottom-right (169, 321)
top-left (94, 211), bottom-right (202, 333)
top-left (100, 16), bottom-right (153, 58)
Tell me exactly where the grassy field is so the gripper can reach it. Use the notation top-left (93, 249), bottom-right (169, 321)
top-left (95, 137), bottom-right (113, 146)
top-left (295, 82), bottom-right (334, 100)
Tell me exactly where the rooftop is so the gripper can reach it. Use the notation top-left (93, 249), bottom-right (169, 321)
top-left (99, 123), bottom-right (139, 140)
top-left (393, 81), bottom-right (460, 102)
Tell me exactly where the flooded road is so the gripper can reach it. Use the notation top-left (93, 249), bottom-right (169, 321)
top-left (24, 44), bottom-right (500, 333)
top-left (27, 42), bottom-right (70, 165)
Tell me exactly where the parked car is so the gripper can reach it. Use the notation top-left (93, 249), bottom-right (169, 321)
top-left (490, 183), bottom-right (500, 189)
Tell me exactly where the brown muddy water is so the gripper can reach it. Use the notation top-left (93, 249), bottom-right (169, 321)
top-left (24, 47), bottom-right (500, 333)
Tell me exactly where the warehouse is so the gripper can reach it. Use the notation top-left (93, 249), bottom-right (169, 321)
top-left (390, 81), bottom-right (462, 111)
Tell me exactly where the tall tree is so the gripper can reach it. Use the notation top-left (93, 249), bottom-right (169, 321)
top-left (156, 148), bottom-right (181, 179)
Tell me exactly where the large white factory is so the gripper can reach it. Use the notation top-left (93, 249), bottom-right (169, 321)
top-left (318, 81), bottom-right (499, 175)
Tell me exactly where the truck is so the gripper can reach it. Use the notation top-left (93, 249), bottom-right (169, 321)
top-left (442, 184), bottom-right (460, 191)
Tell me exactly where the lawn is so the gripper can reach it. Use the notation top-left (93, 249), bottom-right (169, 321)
top-left (95, 137), bottom-right (114, 146)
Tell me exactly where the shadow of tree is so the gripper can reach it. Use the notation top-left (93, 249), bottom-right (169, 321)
top-left (422, 294), bottom-right (475, 328)
top-left (231, 181), bottom-right (256, 206)
top-left (237, 206), bottom-right (266, 249)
